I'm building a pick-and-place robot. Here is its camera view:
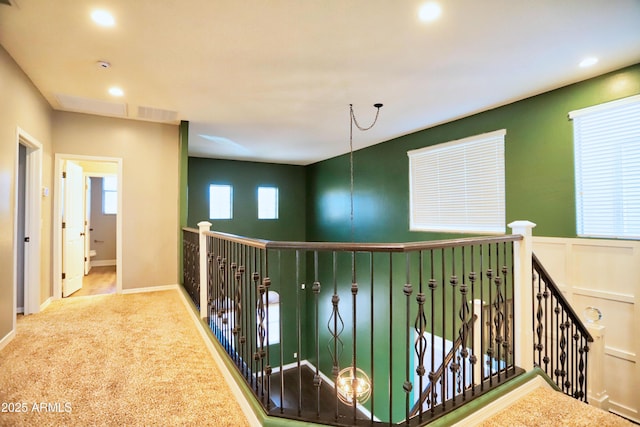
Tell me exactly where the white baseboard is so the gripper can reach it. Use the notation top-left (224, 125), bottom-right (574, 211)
top-left (91, 259), bottom-right (116, 267)
top-left (40, 297), bottom-right (52, 312)
top-left (121, 284), bottom-right (179, 294)
top-left (0, 329), bottom-right (16, 352)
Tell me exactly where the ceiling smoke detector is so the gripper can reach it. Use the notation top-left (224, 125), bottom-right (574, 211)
top-left (97, 60), bottom-right (111, 69)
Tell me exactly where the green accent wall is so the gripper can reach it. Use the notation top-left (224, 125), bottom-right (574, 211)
top-left (184, 64), bottom-right (640, 424)
top-left (306, 63), bottom-right (640, 242)
top-left (187, 157), bottom-right (307, 241)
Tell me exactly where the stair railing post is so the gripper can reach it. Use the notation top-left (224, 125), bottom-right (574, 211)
top-left (585, 311), bottom-right (609, 410)
top-left (473, 298), bottom-right (484, 386)
top-left (197, 221), bottom-right (212, 319)
top-left (508, 220), bottom-right (536, 372)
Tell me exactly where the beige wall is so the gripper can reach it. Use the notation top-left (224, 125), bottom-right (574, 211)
top-left (53, 112), bottom-right (180, 290)
top-left (0, 46), bottom-right (53, 343)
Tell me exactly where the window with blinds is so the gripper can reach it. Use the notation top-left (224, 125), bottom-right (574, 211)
top-left (570, 94), bottom-right (640, 239)
top-left (408, 129), bottom-right (506, 234)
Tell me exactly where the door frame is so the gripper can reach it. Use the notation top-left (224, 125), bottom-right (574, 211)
top-left (53, 154), bottom-right (123, 298)
top-left (13, 127), bottom-right (42, 317)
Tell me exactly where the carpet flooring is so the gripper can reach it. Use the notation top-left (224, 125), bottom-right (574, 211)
top-left (0, 290), bottom-right (249, 427)
top-left (480, 386), bottom-right (634, 427)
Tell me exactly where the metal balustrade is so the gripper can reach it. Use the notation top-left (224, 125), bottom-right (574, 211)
top-left (532, 253), bottom-right (593, 402)
top-left (182, 226), bottom-right (531, 426)
top-left (181, 227), bottom-right (200, 309)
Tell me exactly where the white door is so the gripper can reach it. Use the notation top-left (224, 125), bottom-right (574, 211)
top-left (62, 160), bottom-right (85, 297)
top-left (84, 176), bottom-right (92, 275)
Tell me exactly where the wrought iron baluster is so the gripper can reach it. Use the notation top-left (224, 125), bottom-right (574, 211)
top-left (327, 251), bottom-right (344, 420)
top-left (351, 251), bottom-right (359, 423)
top-left (404, 252), bottom-right (413, 425)
top-left (413, 251), bottom-right (428, 419)
top-left (429, 250), bottom-right (437, 414)
top-left (449, 247), bottom-right (459, 403)
top-left (312, 251), bottom-right (322, 417)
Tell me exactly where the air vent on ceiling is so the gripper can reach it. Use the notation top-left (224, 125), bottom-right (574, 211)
top-left (137, 106), bottom-right (178, 123)
top-left (55, 93), bottom-right (127, 118)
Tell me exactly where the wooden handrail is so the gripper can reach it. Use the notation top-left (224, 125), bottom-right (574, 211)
top-left (532, 253), bottom-right (593, 342)
top-left (198, 229), bottom-right (522, 253)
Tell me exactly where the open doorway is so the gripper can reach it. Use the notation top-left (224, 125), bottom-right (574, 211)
top-left (53, 154), bottom-right (123, 299)
top-left (14, 128), bottom-right (43, 319)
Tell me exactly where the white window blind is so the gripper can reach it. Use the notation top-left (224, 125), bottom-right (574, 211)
top-left (570, 94), bottom-right (640, 239)
top-left (408, 129), bottom-right (506, 234)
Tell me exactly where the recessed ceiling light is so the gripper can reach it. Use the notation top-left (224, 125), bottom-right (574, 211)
top-left (419, 2), bottom-right (442, 22)
top-left (108, 87), bottom-right (124, 97)
top-left (91, 10), bottom-right (115, 27)
top-left (579, 57), bottom-right (598, 68)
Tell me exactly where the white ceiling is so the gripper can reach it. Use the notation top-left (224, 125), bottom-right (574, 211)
top-left (1, 1), bottom-right (639, 165)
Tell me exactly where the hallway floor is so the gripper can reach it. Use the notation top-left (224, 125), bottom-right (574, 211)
top-left (69, 266), bottom-right (116, 297)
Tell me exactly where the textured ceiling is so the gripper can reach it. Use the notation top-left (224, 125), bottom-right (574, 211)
top-left (1, 0), bottom-right (639, 165)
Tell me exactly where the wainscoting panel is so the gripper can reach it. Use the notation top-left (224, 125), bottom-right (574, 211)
top-left (533, 237), bottom-right (639, 423)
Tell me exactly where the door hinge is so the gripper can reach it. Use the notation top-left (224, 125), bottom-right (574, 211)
top-left (62, 222), bottom-right (66, 229)
top-left (24, 236), bottom-right (30, 242)
top-left (62, 171), bottom-right (67, 178)
top-left (62, 273), bottom-right (66, 280)
top-left (84, 256), bottom-right (87, 262)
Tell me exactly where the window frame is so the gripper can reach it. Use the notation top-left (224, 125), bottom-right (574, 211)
top-left (257, 186), bottom-right (279, 220)
top-left (407, 129), bottom-right (506, 234)
top-left (569, 94), bottom-right (640, 240)
top-left (209, 184), bottom-right (233, 220)
top-left (102, 175), bottom-right (118, 215)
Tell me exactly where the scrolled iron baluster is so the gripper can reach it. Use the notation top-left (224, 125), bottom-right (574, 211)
top-left (455, 349), bottom-right (462, 394)
top-left (535, 290), bottom-right (544, 365)
top-left (576, 341), bottom-right (585, 400)
top-left (254, 272), bottom-right (266, 364)
top-left (414, 292), bottom-right (428, 404)
top-left (327, 293), bottom-right (344, 380)
top-left (217, 256), bottom-right (227, 321)
top-left (457, 282), bottom-right (470, 395)
top-left (557, 316), bottom-right (567, 392)
top-left (404, 281), bottom-right (413, 420)
top-left (234, 265), bottom-right (245, 346)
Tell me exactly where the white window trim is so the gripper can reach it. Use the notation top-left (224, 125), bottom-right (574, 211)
top-left (209, 184), bottom-right (233, 220)
top-left (257, 186), bottom-right (279, 220)
top-left (408, 129), bottom-right (506, 234)
top-left (570, 94), bottom-right (640, 240)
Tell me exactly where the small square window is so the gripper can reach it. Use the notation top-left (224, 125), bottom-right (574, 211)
top-left (102, 175), bottom-right (117, 215)
top-left (209, 184), bottom-right (233, 219)
top-left (258, 186), bottom-right (278, 219)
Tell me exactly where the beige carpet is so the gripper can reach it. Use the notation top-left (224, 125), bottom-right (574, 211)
top-left (480, 387), bottom-right (634, 427)
top-left (0, 290), bottom-right (249, 427)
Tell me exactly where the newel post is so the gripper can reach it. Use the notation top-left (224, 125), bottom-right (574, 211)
top-left (197, 221), bottom-right (211, 319)
top-left (586, 311), bottom-right (610, 409)
top-left (508, 220), bottom-right (536, 372)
